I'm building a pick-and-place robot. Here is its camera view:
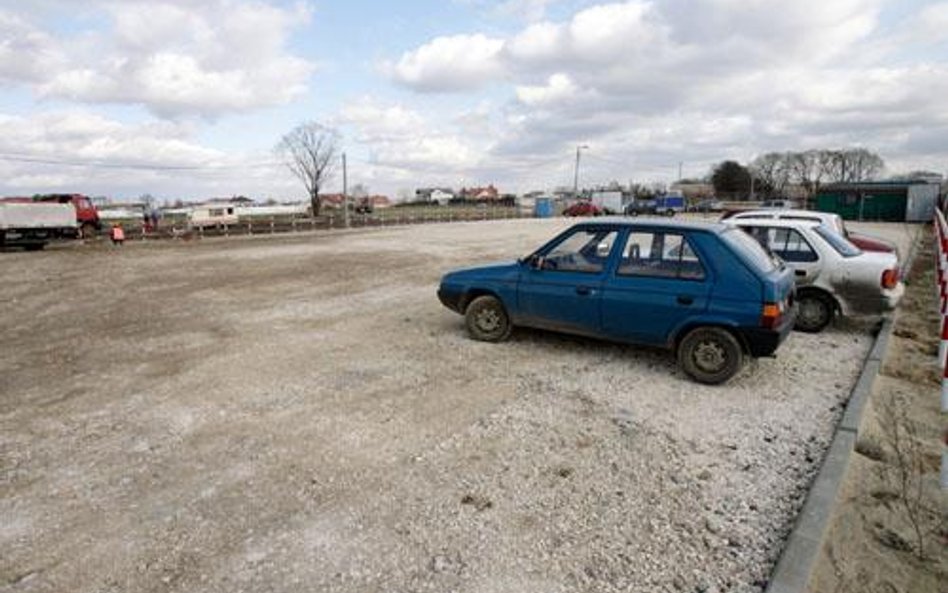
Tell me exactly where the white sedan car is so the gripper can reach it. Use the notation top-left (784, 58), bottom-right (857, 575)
top-left (723, 209), bottom-right (898, 255)
top-left (725, 218), bottom-right (903, 332)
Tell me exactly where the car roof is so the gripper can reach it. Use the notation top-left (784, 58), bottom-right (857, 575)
top-left (731, 209), bottom-right (837, 220)
top-left (724, 217), bottom-right (822, 229)
top-left (572, 216), bottom-right (731, 234)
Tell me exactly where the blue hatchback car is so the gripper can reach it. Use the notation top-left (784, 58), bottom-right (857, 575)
top-left (437, 219), bottom-right (797, 384)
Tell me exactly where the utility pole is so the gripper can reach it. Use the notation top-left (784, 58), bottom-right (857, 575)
top-left (573, 144), bottom-right (588, 199)
top-left (678, 161), bottom-right (683, 181)
top-left (342, 152), bottom-right (349, 228)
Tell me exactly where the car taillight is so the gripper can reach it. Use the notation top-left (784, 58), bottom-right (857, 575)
top-left (761, 301), bottom-right (783, 329)
top-left (881, 268), bottom-right (899, 290)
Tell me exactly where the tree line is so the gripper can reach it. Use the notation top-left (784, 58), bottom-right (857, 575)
top-left (711, 148), bottom-right (885, 200)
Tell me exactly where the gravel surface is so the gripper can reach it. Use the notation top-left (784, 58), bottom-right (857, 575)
top-left (0, 218), bottom-right (918, 593)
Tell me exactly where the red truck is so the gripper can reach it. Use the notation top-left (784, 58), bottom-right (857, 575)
top-left (34, 194), bottom-right (101, 237)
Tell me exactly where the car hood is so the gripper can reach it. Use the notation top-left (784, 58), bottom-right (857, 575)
top-left (441, 261), bottom-right (522, 283)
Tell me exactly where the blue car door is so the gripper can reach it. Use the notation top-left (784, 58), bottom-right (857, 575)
top-left (518, 227), bottom-right (622, 335)
top-left (600, 229), bottom-right (713, 345)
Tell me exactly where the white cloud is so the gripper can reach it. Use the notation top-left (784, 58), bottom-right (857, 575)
top-left (515, 73), bottom-right (583, 106)
top-left (380, 0), bottom-right (948, 192)
top-left (0, 1), bottom-right (314, 118)
top-left (385, 34), bottom-right (506, 92)
top-left (337, 97), bottom-right (483, 180)
top-left (0, 11), bottom-right (66, 84)
top-left (0, 111), bottom-right (298, 199)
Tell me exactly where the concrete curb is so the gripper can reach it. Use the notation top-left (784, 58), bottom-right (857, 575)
top-left (765, 226), bottom-right (922, 593)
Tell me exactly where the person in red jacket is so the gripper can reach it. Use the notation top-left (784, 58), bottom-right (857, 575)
top-left (110, 224), bottom-right (125, 246)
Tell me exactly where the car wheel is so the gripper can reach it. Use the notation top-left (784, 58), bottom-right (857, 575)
top-left (795, 292), bottom-right (834, 333)
top-left (666, 209), bottom-right (675, 217)
top-left (465, 295), bottom-right (513, 342)
top-left (678, 327), bottom-right (743, 385)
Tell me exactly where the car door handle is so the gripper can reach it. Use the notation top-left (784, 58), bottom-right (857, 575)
top-left (795, 270), bottom-right (807, 277)
top-left (677, 295), bottom-right (694, 306)
top-left (576, 286), bottom-right (592, 296)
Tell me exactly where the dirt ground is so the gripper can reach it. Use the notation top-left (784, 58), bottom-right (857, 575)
top-left (0, 218), bottom-right (919, 593)
top-left (811, 231), bottom-right (948, 593)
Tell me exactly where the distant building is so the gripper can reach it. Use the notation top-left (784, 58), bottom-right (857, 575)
top-left (814, 181), bottom-right (939, 222)
top-left (368, 195), bottom-right (392, 208)
top-left (415, 187), bottom-right (454, 204)
top-left (319, 193), bottom-right (392, 209)
top-left (670, 181), bottom-right (714, 200)
top-left (320, 193), bottom-right (345, 209)
top-left (206, 195), bottom-right (255, 205)
top-left (458, 184), bottom-right (500, 201)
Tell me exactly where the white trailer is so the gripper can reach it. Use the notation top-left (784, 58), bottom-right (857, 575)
top-left (188, 205), bottom-right (239, 229)
top-left (0, 202), bottom-right (77, 250)
top-left (590, 191), bottom-right (624, 214)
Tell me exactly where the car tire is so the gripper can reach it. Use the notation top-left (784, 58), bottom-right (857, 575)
top-left (795, 292), bottom-right (834, 333)
top-left (678, 327), bottom-right (744, 385)
top-left (666, 209), bottom-right (675, 217)
top-left (465, 295), bottom-right (513, 342)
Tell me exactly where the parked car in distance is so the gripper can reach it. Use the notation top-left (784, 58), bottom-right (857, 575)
top-left (625, 195), bottom-right (686, 217)
top-left (624, 199), bottom-right (657, 216)
top-left (654, 195), bottom-right (686, 215)
top-left (437, 218), bottom-right (798, 384)
top-left (689, 199), bottom-right (724, 213)
top-left (353, 198), bottom-right (374, 214)
top-left (563, 201), bottom-right (603, 217)
top-left (722, 209), bottom-right (897, 254)
top-left (724, 218), bottom-right (902, 332)
top-left (759, 199), bottom-right (801, 209)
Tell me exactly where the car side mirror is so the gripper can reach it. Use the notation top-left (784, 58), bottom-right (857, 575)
top-left (526, 254), bottom-right (545, 269)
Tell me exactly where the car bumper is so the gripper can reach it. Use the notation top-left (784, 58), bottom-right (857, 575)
top-left (741, 309), bottom-right (796, 358)
top-left (884, 283), bottom-right (905, 310)
top-left (843, 282), bottom-right (905, 316)
top-left (437, 287), bottom-right (464, 313)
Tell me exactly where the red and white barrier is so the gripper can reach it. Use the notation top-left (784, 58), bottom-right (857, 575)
top-left (937, 210), bottom-right (948, 413)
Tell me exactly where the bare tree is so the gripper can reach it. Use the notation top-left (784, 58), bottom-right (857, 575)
top-left (750, 152), bottom-right (792, 198)
top-left (275, 122), bottom-right (340, 217)
top-left (820, 148), bottom-right (885, 183)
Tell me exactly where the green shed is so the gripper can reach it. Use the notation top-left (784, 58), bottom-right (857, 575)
top-left (815, 182), bottom-right (939, 222)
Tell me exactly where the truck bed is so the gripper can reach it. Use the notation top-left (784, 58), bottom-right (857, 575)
top-left (0, 203), bottom-right (77, 230)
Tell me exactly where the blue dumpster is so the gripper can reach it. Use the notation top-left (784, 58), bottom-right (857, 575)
top-left (534, 197), bottom-right (554, 218)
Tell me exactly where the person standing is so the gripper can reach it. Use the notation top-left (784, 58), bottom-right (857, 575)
top-left (110, 224), bottom-right (125, 246)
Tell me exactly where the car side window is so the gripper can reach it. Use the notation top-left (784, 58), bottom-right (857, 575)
top-left (618, 232), bottom-right (705, 280)
top-left (771, 228), bottom-right (818, 262)
top-left (542, 229), bottom-right (619, 273)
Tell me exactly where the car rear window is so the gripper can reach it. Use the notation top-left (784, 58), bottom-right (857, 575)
top-left (813, 225), bottom-right (862, 257)
top-left (721, 227), bottom-right (777, 273)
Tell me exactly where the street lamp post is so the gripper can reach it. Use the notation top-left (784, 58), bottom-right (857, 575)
top-left (573, 144), bottom-right (589, 199)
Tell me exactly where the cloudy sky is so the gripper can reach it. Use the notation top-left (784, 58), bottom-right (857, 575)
top-left (0, 0), bottom-right (945, 201)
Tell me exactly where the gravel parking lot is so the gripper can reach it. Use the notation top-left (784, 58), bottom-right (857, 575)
top-left (0, 218), bottom-right (918, 593)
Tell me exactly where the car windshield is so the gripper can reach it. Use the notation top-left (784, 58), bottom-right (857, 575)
top-left (813, 225), bottom-right (862, 257)
top-left (721, 227), bottom-right (778, 273)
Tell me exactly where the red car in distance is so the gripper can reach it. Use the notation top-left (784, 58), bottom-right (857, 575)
top-left (563, 201), bottom-right (603, 217)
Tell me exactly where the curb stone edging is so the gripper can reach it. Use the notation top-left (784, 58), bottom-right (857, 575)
top-left (764, 226), bottom-right (921, 593)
